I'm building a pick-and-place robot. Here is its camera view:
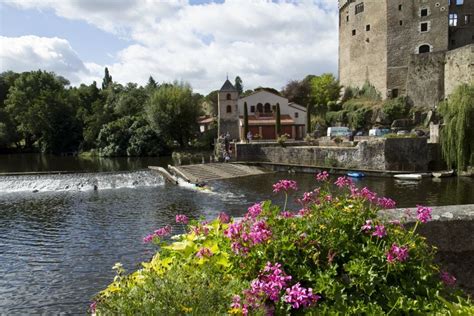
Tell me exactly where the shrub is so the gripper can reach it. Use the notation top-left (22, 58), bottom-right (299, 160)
top-left (277, 133), bottom-right (290, 147)
top-left (92, 177), bottom-right (472, 315)
top-left (382, 97), bottom-right (410, 123)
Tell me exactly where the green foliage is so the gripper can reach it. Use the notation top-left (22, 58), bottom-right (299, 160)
top-left (275, 103), bottom-right (281, 136)
top-left (281, 75), bottom-right (314, 107)
top-left (325, 110), bottom-right (348, 125)
top-left (276, 133), bottom-right (290, 147)
top-left (234, 76), bottom-right (243, 95)
top-left (146, 82), bottom-right (201, 147)
top-left (382, 96), bottom-right (410, 123)
top-left (307, 103), bottom-right (312, 133)
top-left (102, 67), bottom-right (113, 90)
top-left (243, 102), bottom-right (249, 139)
top-left (94, 180), bottom-right (472, 315)
top-left (439, 84), bottom-right (474, 171)
top-left (310, 74), bottom-right (341, 114)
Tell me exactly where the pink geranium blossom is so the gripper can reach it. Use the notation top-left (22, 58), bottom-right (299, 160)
top-left (246, 202), bottom-right (263, 219)
top-left (377, 197), bottom-right (396, 209)
top-left (175, 214), bottom-right (189, 224)
top-left (143, 224), bottom-right (172, 243)
top-left (195, 247), bottom-right (213, 258)
top-left (283, 283), bottom-right (321, 309)
top-left (272, 180), bottom-right (298, 193)
top-left (416, 205), bottom-right (432, 223)
top-left (280, 211), bottom-right (295, 218)
top-left (218, 212), bottom-right (230, 223)
top-left (315, 171), bottom-right (329, 181)
top-left (372, 225), bottom-right (387, 238)
top-left (440, 271), bottom-right (456, 287)
top-left (334, 176), bottom-right (353, 188)
top-left (386, 243), bottom-right (409, 263)
top-left (361, 220), bottom-right (372, 232)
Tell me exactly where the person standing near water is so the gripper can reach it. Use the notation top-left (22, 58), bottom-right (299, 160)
top-left (247, 131), bottom-right (253, 143)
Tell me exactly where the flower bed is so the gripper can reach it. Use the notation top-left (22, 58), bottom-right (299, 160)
top-left (92, 174), bottom-right (473, 315)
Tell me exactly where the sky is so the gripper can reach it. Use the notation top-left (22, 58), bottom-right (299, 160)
top-left (0, 0), bottom-right (339, 94)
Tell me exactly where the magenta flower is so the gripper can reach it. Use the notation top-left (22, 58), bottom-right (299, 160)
top-left (175, 214), bottom-right (189, 224)
top-left (154, 225), bottom-right (172, 237)
top-left (249, 220), bottom-right (272, 244)
top-left (360, 187), bottom-right (377, 202)
top-left (416, 205), bottom-right (432, 223)
top-left (377, 197), bottom-right (396, 209)
top-left (280, 211), bottom-right (295, 218)
top-left (230, 295), bottom-right (242, 309)
top-left (143, 233), bottom-right (155, 243)
top-left (325, 195), bottom-right (333, 202)
top-left (298, 208), bottom-right (310, 216)
top-left (440, 271), bottom-right (456, 287)
top-left (196, 247), bottom-right (213, 258)
top-left (302, 191), bottom-right (314, 203)
top-left (372, 225), bottom-right (387, 238)
top-left (386, 243), bottom-right (409, 263)
top-left (272, 180), bottom-right (298, 193)
top-left (361, 220), bottom-right (373, 232)
top-left (334, 176), bottom-right (352, 188)
top-left (218, 212), bottom-right (230, 223)
top-left (246, 202), bottom-right (263, 219)
top-left (90, 301), bottom-right (97, 313)
top-left (283, 283), bottom-right (321, 309)
top-left (315, 171), bottom-right (329, 182)
top-left (191, 224), bottom-right (210, 236)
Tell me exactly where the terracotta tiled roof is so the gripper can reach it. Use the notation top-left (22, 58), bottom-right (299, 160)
top-left (197, 115), bottom-right (214, 124)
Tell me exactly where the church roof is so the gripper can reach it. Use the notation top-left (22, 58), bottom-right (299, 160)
top-left (220, 79), bottom-right (237, 92)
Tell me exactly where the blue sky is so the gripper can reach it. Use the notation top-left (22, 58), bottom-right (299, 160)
top-left (0, 0), bottom-right (338, 93)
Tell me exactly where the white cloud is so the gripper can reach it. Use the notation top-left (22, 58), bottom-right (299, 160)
top-left (2, 0), bottom-right (339, 94)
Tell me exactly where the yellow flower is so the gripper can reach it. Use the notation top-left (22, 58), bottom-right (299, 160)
top-left (181, 306), bottom-right (193, 313)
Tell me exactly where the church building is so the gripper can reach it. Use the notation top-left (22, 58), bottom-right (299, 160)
top-left (217, 79), bottom-right (307, 141)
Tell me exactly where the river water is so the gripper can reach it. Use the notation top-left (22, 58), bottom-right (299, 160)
top-left (0, 155), bottom-right (473, 314)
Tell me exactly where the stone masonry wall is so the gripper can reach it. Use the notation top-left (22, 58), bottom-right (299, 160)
top-left (445, 44), bottom-right (474, 97)
top-left (236, 138), bottom-right (439, 172)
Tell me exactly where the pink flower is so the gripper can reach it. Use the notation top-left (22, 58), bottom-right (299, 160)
top-left (196, 247), bottom-right (213, 258)
top-left (175, 214), bottom-right (189, 224)
top-left (246, 202), bottom-right (263, 219)
top-left (416, 205), bottom-right (432, 223)
top-left (143, 234), bottom-right (155, 243)
top-left (191, 224), bottom-right (210, 236)
top-left (302, 191), bottom-right (314, 203)
top-left (360, 187), bottom-right (377, 202)
top-left (325, 195), bottom-right (333, 202)
top-left (273, 180), bottom-right (298, 193)
top-left (372, 225), bottom-right (387, 238)
top-left (90, 301), bottom-right (97, 313)
top-left (283, 283), bottom-right (321, 309)
top-left (154, 225), bottom-right (172, 237)
top-left (361, 220), bottom-right (372, 232)
top-left (440, 271), bottom-right (456, 287)
top-left (334, 176), bottom-right (352, 188)
top-left (377, 197), bottom-right (396, 209)
top-left (280, 211), bottom-right (295, 218)
top-left (298, 208), bottom-right (310, 216)
top-left (218, 212), bottom-right (230, 223)
top-left (315, 171), bottom-right (329, 182)
top-left (386, 243), bottom-right (409, 263)
top-left (230, 295), bottom-right (242, 309)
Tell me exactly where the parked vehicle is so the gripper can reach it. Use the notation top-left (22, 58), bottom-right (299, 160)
top-left (397, 130), bottom-right (409, 135)
top-left (327, 127), bottom-right (351, 137)
top-left (368, 128), bottom-right (391, 137)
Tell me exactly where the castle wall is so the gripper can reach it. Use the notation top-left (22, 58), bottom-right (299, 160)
top-left (339, 0), bottom-right (388, 95)
top-left (445, 44), bottom-right (474, 97)
top-left (406, 51), bottom-right (446, 109)
top-left (448, 1), bottom-right (474, 50)
top-left (386, 0), bottom-right (449, 98)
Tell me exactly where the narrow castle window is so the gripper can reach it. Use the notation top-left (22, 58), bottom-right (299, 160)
top-left (399, 20), bottom-right (403, 26)
top-left (346, 15), bottom-right (349, 22)
top-left (352, 29), bottom-right (356, 36)
top-left (418, 44), bottom-right (431, 54)
top-left (420, 22), bottom-right (428, 32)
top-left (392, 89), bottom-right (399, 98)
top-left (355, 3), bottom-right (364, 15)
top-left (295, 112), bottom-right (299, 118)
top-left (226, 93), bottom-right (231, 100)
top-left (420, 8), bottom-right (428, 17)
top-left (449, 13), bottom-right (458, 26)
top-left (465, 14), bottom-right (471, 24)
top-left (398, 4), bottom-right (402, 11)
top-left (226, 105), bottom-right (232, 113)
top-left (366, 24), bottom-right (371, 31)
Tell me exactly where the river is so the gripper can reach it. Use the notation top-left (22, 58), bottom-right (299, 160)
top-left (0, 154), bottom-right (473, 314)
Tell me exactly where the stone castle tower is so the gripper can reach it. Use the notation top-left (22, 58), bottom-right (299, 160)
top-left (339, 0), bottom-right (474, 107)
top-left (217, 79), bottom-right (240, 140)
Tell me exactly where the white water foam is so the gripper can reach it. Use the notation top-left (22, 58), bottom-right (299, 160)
top-left (0, 171), bottom-right (164, 193)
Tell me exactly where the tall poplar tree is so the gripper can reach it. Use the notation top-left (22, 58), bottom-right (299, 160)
top-left (243, 102), bottom-right (249, 140)
top-left (276, 103), bottom-right (281, 137)
top-left (234, 76), bottom-right (243, 95)
top-left (306, 103), bottom-right (312, 134)
top-left (102, 67), bottom-right (113, 89)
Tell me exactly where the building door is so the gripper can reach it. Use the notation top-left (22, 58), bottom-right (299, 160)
top-left (261, 126), bottom-right (276, 139)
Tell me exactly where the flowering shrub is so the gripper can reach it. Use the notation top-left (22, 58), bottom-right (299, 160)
top-left (92, 174), bottom-right (473, 315)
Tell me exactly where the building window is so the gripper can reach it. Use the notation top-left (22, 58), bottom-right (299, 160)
top-left (226, 105), bottom-right (232, 113)
top-left (366, 24), bottom-right (371, 31)
top-left (420, 8), bottom-right (428, 17)
top-left (392, 89), bottom-right (399, 98)
top-left (418, 44), bottom-right (431, 54)
top-left (451, 39), bottom-right (456, 46)
top-left (272, 105), bottom-right (276, 112)
top-left (465, 14), bottom-right (471, 24)
top-left (226, 93), bottom-right (231, 100)
top-left (456, 0), bottom-right (464, 5)
top-left (264, 103), bottom-right (271, 113)
top-left (399, 20), bottom-right (403, 26)
top-left (449, 13), bottom-right (458, 26)
top-left (355, 3), bottom-right (364, 14)
top-left (398, 4), bottom-right (402, 10)
top-left (420, 22), bottom-right (429, 32)
top-left (295, 112), bottom-right (299, 118)
top-left (257, 103), bottom-right (263, 113)
top-left (352, 29), bottom-right (356, 36)
top-left (250, 105), bottom-right (255, 113)
top-left (346, 15), bottom-right (349, 22)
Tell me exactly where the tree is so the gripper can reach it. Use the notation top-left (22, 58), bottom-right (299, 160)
top-left (281, 75), bottom-right (314, 107)
top-left (310, 74), bottom-right (341, 114)
top-left (276, 103), bottom-right (281, 136)
top-left (306, 103), bottom-right (312, 134)
top-left (235, 76), bottom-right (243, 95)
top-left (102, 67), bottom-right (113, 89)
top-left (243, 102), bottom-right (249, 140)
top-left (5, 70), bottom-right (81, 152)
top-left (439, 84), bottom-right (474, 172)
top-left (146, 76), bottom-right (158, 90)
top-left (145, 82), bottom-right (201, 147)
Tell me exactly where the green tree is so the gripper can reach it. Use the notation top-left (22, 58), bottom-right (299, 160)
top-left (102, 67), bottom-right (113, 89)
top-left (146, 76), bottom-right (158, 90)
top-left (439, 84), bottom-right (474, 171)
top-left (281, 75), bottom-right (314, 107)
top-left (276, 103), bottom-right (281, 136)
top-left (243, 102), bottom-right (249, 140)
top-left (145, 82), bottom-right (201, 147)
top-left (5, 70), bottom-right (81, 152)
top-left (310, 73), bottom-right (341, 114)
top-left (234, 76), bottom-right (243, 95)
top-left (306, 103), bottom-right (312, 134)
